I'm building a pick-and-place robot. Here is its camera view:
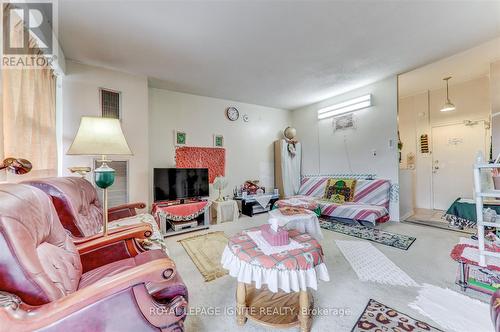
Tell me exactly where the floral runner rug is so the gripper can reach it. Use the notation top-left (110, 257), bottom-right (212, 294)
top-left (178, 231), bottom-right (228, 282)
top-left (320, 218), bottom-right (416, 250)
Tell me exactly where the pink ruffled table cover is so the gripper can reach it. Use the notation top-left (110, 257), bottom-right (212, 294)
top-left (152, 201), bottom-right (210, 223)
top-left (221, 227), bottom-right (330, 293)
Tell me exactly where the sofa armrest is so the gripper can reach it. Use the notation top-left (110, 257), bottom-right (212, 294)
top-left (72, 223), bottom-right (149, 245)
top-left (77, 224), bottom-right (154, 272)
top-left (108, 202), bottom-right (147, 221)
top-left (0, 258), bottom-right (185, 331)
top-left (76, 223), bottom-right (153, 255)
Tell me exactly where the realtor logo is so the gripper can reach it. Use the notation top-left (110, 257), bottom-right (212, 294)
top-left (3, 2), bottom-right (52, 54)
top-left (2, 1), bottom-right (55, 69)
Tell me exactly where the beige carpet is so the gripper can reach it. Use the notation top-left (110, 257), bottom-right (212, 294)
top-left (178, 231), bottom-right (229, 282)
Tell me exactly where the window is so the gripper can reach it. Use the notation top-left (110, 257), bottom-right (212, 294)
top-left (94, 160), bottom-right (128, 206)
top-left (100, 88), bottom-right (121, 119)
top-left (1, 8), bottom-right (57, 180)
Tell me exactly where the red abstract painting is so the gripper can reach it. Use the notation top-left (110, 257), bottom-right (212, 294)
top-left (175, 147), bottom-right (225, 183)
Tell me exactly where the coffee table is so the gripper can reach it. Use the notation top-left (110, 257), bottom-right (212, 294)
top-left (269, 207), bottom-right (324, 240)
top-left (221, 227), bottom-right (330, 331)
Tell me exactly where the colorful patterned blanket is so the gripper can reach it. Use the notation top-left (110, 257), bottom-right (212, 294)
top-left (445, 198), bottom-right (500, 229)
top-left (275, 176), bottom-right (391, 224)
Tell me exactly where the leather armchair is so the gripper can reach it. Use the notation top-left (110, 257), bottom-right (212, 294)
top-left (0, 183), bottom-right (188, 332)
top-left (23, 177), bottom-right (167, 254)
top-left (23, 177), bottom-right (147, 237)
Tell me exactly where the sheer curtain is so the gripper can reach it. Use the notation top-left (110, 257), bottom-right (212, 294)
top-left (1, 7), bottom-right (57, 181)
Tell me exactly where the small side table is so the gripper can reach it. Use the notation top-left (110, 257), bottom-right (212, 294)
top-left (268, 208), bottom-right (324, 240)
top-left (211, 199), bottom-right (239, 224)
top-left (234, 194), bottom-right (280, 217)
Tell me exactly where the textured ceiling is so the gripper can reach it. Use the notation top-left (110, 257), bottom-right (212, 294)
top-left (59, 1), bottom-right (500, 110)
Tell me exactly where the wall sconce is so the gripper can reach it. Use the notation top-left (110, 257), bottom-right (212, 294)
top-left (317, 94), bottom-right (372, 120)
top-left (0, 158), bottom-right (32, 174)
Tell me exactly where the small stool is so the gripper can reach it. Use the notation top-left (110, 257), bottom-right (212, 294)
top-left (211, 199), bottom-right (239, 224)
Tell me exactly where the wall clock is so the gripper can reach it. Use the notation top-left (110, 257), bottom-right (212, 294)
top-left (226, 107), bottom-right (239, 121)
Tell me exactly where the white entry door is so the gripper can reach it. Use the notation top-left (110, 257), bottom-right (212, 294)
top-left (431, 122), bottom-right (487, 210)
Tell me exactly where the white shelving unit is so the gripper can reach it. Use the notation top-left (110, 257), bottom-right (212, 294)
top-left (473, 163), bottom-right (500, 266)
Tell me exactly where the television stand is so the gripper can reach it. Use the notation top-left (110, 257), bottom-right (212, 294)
top-left (234, 194), bottom-right (279, 217)
top-left (152, 199), bottom-right (211, 237)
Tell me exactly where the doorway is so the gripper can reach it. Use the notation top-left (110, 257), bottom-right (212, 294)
top-left (431, 121), bottom-right (487, 210)
top-left (397, 39), bottom-right (498, 231)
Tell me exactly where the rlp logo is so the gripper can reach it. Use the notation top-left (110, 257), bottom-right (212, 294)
top-left (2, 3), bottom-right (52, 55)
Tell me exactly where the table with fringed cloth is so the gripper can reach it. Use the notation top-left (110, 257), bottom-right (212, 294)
top-left (444, 198), bottom-right (500, 229)
top-left (221, 227), bottom-right (329, 331)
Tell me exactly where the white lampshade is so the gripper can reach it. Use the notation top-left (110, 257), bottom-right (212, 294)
top-left (67, 116), bottom-right (133, 156)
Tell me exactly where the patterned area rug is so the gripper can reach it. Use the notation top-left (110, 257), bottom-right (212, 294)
top-left (336, 240), bottom-right (419, 287)
top-left (352, 299), bottom-right (443, 332)
top-left (320, 219), bottom-right (416, 250)
top-left (178, 231), bottom-right (228, 282)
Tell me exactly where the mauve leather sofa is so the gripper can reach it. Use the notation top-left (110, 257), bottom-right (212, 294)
top-left (0, 183), bottom-right (187, 332)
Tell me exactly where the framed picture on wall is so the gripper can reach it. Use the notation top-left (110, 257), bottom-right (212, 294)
top-left (174, 130), bottom-right (187, 146)
top-left (213, 134), bottom-right (224, 147)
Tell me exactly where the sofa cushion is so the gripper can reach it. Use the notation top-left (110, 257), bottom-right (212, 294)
top-left (322, 178), bottom-right (357, 203)
top-left (352, 179), bottom-right (391, 208)
top-left (24, 177), bottom-right (103, 237)
top-left (297, 176), bottom-right (329, 197)
top-left (0, 184), bottom-right (82, 305)
top-left (79, 250), bottom-right (165, 288)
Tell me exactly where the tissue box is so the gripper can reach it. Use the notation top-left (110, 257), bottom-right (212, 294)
top-left (260, 224), bottom-right (289, 246)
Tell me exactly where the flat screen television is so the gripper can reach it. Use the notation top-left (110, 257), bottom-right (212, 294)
top-left (154, 168), bottom-right (209, 201)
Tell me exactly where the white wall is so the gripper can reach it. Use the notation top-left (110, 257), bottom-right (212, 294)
top-left (291, 77), bottom-right (400, 221)
top-left (62, 61), bottom-right (150, 205)
top-left (149, 88), bottom-right (291, 202)
top-left (491, 61), bottom-right (500, 159)
top-left (399, 76), bottom-right (491, 210)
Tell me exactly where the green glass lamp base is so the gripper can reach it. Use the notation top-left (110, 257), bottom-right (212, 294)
top-left (94, 161), bottom-right (115, 237)
top-left (94, 163), bottom-right (115, 189)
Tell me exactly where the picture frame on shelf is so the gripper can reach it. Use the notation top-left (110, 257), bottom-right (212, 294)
top-left (175, 130), bottom-right (187, 146)
top-left (214, 134), bottom-right (224, 147)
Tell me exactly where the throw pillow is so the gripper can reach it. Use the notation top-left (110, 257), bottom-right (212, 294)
top-left (323, 178), bottom-right (357, 204)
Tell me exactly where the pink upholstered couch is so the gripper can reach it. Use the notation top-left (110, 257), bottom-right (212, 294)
top-left (0, 183), bottom-right (188, 331)
top-left (276, 176), bottom-right (391, 224)
top-left (24, 177), bottom-right (168, 255)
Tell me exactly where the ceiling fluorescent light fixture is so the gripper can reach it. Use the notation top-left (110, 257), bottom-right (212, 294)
top-left (317, 94), bottom-right (372, 120)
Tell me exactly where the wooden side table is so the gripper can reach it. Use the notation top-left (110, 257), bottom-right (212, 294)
top-left (211, 199), bottom-right (239, 224)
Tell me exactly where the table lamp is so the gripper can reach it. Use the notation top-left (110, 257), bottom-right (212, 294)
top-left (67, 116), bottom-right (132, 236)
